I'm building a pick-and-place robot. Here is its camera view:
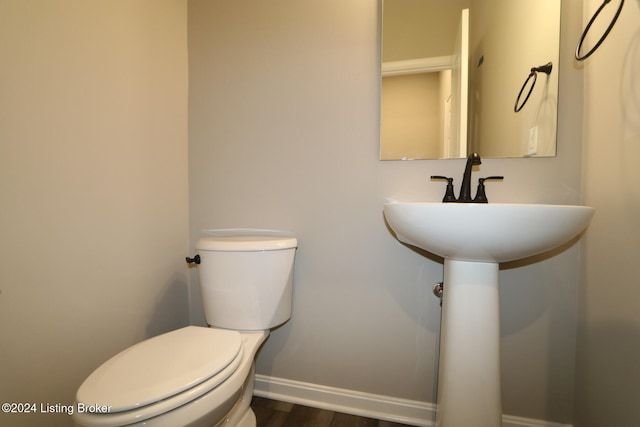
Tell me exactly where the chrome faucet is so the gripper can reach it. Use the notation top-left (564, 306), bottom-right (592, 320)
top-left (431, 153), bottom-right (503, 203)
top-left (458, 152), bottom-right (482, 202)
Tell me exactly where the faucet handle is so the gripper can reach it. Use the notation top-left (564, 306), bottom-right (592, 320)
top-left (431, 176), bottom-right (457, 203)
top-left (473, 176), bottom-right (504, 203)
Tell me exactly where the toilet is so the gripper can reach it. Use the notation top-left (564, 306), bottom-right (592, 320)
top-left (73, 229), bottom-right (297, 427)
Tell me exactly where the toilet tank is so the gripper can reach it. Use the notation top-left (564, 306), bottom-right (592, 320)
top-left (195, 229), bottom-right (297, 331)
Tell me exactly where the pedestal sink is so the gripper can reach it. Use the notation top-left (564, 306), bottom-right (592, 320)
top-left (383, 202), bottom-right (594, 427)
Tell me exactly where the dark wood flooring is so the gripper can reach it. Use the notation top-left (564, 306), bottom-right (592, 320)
top-left (250, 397), bottom-right (415, 427)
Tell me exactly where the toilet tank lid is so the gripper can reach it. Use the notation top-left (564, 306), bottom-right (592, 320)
top-left (196, 228), bottom-right (297, 251)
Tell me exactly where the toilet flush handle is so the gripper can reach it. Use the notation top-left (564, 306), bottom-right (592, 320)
top-left (185, 255), bottom-right (201, 265)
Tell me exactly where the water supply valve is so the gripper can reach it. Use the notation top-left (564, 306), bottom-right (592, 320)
top-left (433, 282), bottom-right (444, 307)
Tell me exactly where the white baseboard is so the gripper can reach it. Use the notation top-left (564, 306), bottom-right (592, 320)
top-left (503, 415), bottom-right (572, 427)
top-left (253, 374), bottom-right (572, 427)
top-left (254, 374), bottom-right (434, 426)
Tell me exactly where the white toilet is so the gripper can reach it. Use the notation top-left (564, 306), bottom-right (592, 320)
top-left (73, 229), bottom-right (297, 427)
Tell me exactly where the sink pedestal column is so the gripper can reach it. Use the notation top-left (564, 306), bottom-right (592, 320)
top-left (437, 259), bottom-right (502, 427)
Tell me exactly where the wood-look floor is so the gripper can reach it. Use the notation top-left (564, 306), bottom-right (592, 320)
top-left (250, 397), bottom-right (415, 427)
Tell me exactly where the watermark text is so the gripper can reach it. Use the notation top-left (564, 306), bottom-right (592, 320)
top-left (2, 402), bottom-right (112, 416)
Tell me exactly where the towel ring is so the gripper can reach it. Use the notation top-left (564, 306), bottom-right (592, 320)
top-left (575, 0), bottom-right (624, 61)
top-left (514, 62), bottom-right (553, 113)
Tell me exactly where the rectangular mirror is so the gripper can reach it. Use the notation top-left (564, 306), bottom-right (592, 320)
top-left (380, 0), bottom-right (561, 160)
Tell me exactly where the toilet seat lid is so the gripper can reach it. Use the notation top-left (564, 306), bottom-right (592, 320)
top-left (76, 326), bottom-right (242, 413)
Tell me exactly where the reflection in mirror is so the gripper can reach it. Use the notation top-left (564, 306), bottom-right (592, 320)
top-left (380, 0), bottom-right (561, 160)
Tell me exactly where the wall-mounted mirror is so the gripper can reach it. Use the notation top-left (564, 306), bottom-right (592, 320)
top-left (380, 0), bottom-right (561, 160)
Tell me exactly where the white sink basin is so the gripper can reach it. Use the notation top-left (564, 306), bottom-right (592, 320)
top-left (383, 202), bottom-right (595, 263)
top-left (383, 202), bottom-right (594, 426)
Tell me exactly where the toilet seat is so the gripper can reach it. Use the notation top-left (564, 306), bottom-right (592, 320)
top-left (75, 326), bottom-right (243, 426)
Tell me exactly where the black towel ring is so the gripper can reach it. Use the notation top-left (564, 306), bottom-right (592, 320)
top-left (514, 62), bottom-right (553, 113)
top-left (575, 0), bottom-right (624, 61)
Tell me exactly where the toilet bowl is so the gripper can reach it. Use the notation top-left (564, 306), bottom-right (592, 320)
top-left (73, 229), bottom-right (297, 427)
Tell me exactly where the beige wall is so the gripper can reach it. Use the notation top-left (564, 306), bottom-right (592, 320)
top-left (382, 0), bottom-right (471, 61)
top-left (0, 1), bottom-right (189, 426)
top-left (381, 72), bottom-right (445, 160)
top-left (469, 0), bottom-right (561, 157)
top-left (189, 0), bottom-right (584, 423)
top-left (574, 0), bottom-right (640, 425)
